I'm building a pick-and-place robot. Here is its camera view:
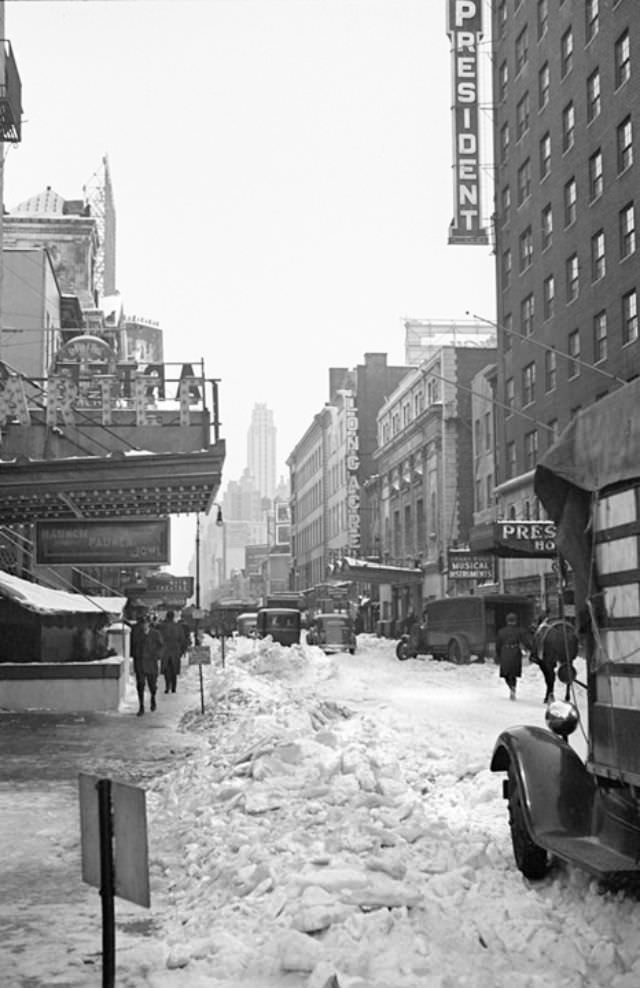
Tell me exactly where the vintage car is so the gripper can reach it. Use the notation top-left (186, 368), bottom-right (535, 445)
top-left (396, 593), bottom-right (535, 663)
top-left (491, 380), bottom-right (640, 883)
top-left (236, 612), bottom-right (258, 637)
top-left (307, 613), bottom-right (356, 654)
top-left (255, 607), bottom-right (301, 647)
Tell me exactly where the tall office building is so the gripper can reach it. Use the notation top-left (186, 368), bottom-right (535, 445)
top-left (487, 0), bottom-right (640, 598)
top-left (247, 403), bottom-right (276, 501)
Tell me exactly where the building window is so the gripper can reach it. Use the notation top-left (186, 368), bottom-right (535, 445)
top-left (522, 362), bottom-right (536, 407)
top-left (502, 248), bottom-right (512, 290)
top-left (517, 158), bottom-right (531, 205)
top-left (502, 313), bottom-right (513, 353)
top-left (506, 377), bottom-right (514, 416)
top-left (566, 253), bottom-right (579, 302)
top-left (524, 430), bottom-right (538, 471)
top-left (515, 25), bottom-right (529, 75)
top-left (541, 203), bottom-right (552, 250)
top-left (587, 69), bottom-right (601, 123)
top-left (564, 177), bottom-right (577, 227)
top-left (568, 329), bottom-right (581, 378)
top-left (594, 310), bottom-right (607, 362)
top-left (615, 29), bottom-right (631, 89)
top-left (537, 0), bottom-right (548, 40)
top-left (544, 349), bottom-right (557, 392)
top-left (516, 91), bottom-right (530, 140)
top-left (617, 116), bottom-right (633, 173)
top-left (562, 102), bottom-right (575, 152)
top-left (539, 132), bottom-right (551, 179)
top-left (506, 441), bottom-right (517, 479)
top-left (500, 122), bottom-right (510, 164)
top-left (474, 418), bottom-right (481, 454)
top-left (543, 275), bottom-right (555, 320)
top-left (591, 229), bottom-right (606, 281)
top-left (521, 293), bottom-right (535, 337)
top-left (589, 148), bottom-right (603, 201)
top-left (620, 202), bottom-right (636, 259)
top-left (586, 0), bottom-right (599, 43)
top-left (475, 478), bottom-right (483, 512)
top-left (484, 411), bottom-right (492, 450)
top-left (501, 185), bottom-right (511, 226)
top-left (561, 27), bottom-right (574, 78)
top-left (538, 62), bottom-right (550, 109)
top-left (622, 289), bottom-right (639, 344)
top-left (486, 473), bottom-right (493, 508)
top-left (499, 60), bottom-right (509, 102)
top-left (497, 0), bottom-right (507, 38)
top-left (519, 226), bottom-right (533, 272)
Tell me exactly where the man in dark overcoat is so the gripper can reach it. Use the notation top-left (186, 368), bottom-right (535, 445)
top-left (130, 614), bottom-right (164, 715)
top-left (159, 610), bottom-right (185, 694)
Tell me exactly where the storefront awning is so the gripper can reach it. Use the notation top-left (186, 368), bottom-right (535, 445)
top-left (338, 557), bottom-right (423, 586)
top-left (0, 569), bottom-right (125, 617)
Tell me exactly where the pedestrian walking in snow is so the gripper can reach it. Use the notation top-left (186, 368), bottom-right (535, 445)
top-left (496, 612), bottom-right (530, 701)
top-left (130, 614), bottom-right (164, 715)
top-left (159, 610), bottom-right (185, 694)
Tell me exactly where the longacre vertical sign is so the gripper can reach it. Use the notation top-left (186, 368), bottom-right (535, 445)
top-left (344, 392), bottom-right (360, 552)
top-left (447, 0), bottom-right (488, 245)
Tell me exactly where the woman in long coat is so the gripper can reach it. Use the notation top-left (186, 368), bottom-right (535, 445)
top-left (496, 612), bottom-right (530, 701)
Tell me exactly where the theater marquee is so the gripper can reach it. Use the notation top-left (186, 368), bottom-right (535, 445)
top-left (35, 518), bottom-right (171, 566)
top-left (446, 0), bottom-right (488, 245)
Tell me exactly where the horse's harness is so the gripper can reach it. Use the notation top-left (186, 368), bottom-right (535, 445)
top-left (534, 618), bottom-right (575, 665)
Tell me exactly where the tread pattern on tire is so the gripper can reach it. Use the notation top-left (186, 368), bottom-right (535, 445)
top-left (507, 767), bottom-right (548, 880)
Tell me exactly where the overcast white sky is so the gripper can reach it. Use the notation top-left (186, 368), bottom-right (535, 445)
top-left (5, 0), bottom-right (496, 569)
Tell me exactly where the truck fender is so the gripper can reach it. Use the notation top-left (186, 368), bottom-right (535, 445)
top-left (491, 725), bottom-right (595, 843)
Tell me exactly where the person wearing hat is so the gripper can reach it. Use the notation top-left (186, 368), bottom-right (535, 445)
top-left (130, 612), bottom-right (164, 715)
top-left (496, 612), bottom-right (531, 701)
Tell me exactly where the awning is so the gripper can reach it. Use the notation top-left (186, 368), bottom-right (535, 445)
top-left (0, 443), bottom-right (225, 524)
top-left (338, 557), bottom-right (423, 586)
top-left (0, 569), bottom-right (125, 618)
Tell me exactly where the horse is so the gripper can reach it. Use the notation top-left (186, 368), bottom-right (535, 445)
top-left (530, 618), bottom-right (579, 704)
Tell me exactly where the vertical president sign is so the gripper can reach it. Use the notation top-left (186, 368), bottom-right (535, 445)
top-left (447, 0), bottom-right (488, 245)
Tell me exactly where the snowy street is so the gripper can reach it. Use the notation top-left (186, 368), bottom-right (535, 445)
top-left (3, 634), bottom-right (640, 988)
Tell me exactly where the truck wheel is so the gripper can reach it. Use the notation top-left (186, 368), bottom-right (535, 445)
top-left (507, 767), bottom-right (548, 880)
top-left (447, 636), bottom-right (470, 664)
top-left (396, 640), bottom-right (411, 661)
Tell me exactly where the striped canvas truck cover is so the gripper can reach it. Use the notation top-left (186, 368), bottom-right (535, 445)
top-left (534, 378), bottom-right (640, 786)
top-left (591, 484), bottom-right (640, 783)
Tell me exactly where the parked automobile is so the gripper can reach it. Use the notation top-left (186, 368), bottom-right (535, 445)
top-left (396, 593), bottom-right (535, 663)
top-left (255, 607), bottom-right (301, 647)
top-left (491, 380), bottom-right (640, 883)
top-left (307, 613), bottom-right (356, 654)
top-left (236, 612), bottom-right (258, 637)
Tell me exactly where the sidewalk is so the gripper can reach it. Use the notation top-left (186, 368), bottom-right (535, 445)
top-left (0, 664), bottom-right (212, 986)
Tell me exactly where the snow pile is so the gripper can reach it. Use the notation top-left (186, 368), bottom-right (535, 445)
top-left (138, 643), bottom-right (606, 988)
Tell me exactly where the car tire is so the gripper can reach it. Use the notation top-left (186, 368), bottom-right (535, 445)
top-left (507, 766), bottom-right (549, 880)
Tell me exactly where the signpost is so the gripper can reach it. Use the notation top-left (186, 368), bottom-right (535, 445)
top-left (188, 644), bottom-right (211, 714)
top-left (79, 773), bottom-right (149, 988)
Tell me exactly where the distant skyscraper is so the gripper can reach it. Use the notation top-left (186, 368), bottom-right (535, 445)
top-left (247, 403), bottom-right (276, 500)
